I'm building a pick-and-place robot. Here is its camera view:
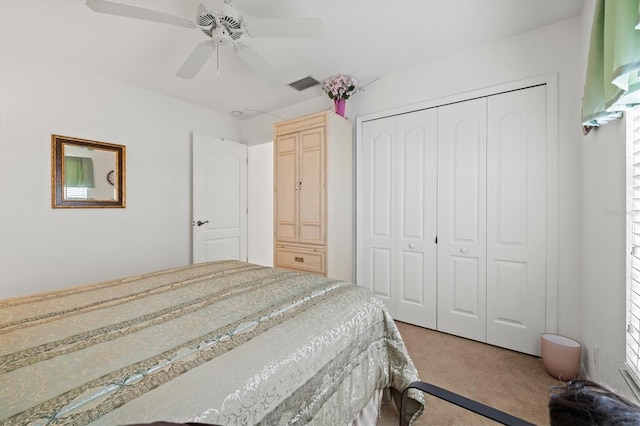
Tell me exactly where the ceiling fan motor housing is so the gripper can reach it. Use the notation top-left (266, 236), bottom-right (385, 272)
top-left (197, 6), bottom-right (242, 43)
top-left (212, 25), bottom-right (230, 45)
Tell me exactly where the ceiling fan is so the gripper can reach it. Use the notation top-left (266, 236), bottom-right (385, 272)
top-left (85, 0), bottom-right (324, 81)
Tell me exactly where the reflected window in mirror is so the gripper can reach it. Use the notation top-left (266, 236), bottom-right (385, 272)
top-left (51, 135), bottom-right (125, 208)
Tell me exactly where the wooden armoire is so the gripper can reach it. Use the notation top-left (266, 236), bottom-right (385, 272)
top-left (273, 110), bottom-right (353, 282)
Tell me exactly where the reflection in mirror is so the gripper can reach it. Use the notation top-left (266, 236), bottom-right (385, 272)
top-left (51, 135), bottom-right (126, 208)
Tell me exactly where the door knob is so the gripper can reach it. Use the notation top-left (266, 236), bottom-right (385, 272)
top-left (409, 243), bottom-right (415, 249)
top-left (196, 220), bottom-right (209, 226)
top-left (460, 247), bottom-right (468, 254)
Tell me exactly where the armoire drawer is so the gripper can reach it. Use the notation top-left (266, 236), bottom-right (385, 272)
top-left (275, 244), bottom-right (325, 275)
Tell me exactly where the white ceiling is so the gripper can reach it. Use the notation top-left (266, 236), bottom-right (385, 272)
top-left (1, 0), bottom-right (585, 119)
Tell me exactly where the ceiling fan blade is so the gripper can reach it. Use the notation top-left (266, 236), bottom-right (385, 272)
top-left (177, 41), bottom-right (214, 79)
top-left (244, 18), bottom-right (324, 38)
top-left (85, 0), bottom-right (196, 29)
top-left (234, 44), bottom-right (282, 84)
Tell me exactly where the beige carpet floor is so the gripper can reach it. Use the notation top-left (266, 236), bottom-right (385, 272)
top-left (378, 321), bottom-right (564, 425)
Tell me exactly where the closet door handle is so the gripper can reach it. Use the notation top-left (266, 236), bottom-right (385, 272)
top-left (409, 243), bottom-right (415, 249)
top-left (460, 247), bottom-right (468, 254)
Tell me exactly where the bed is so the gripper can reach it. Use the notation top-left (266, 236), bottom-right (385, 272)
top-left (0, 260), bottom-right (424, 425)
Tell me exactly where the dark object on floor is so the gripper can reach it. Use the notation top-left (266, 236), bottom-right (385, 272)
top-left (549, 379), bottom-right (640, 425)
top-left (400, 381), bottom-right (535, 426)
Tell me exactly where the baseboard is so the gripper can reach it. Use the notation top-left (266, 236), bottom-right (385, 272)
top-left (620, 367), bottom-right (640, 402)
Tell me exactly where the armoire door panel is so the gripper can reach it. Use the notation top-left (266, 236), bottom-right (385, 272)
top-left (438, 98), bottom-right (487, 342)
top-left (299, 129), bottom-right (325, 245)
top-left (275, 137), bottom-right (298, 242)
top-left (277, 223), bottom-right (298, 240)
top-left (278, 134), bottom-right (298, 152)
top-left (300, 128), bottom-right (323, 149)
top-left (486, 85), bottom-right (546, 356)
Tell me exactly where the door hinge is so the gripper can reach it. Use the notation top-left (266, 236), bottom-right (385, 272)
top-left (434, 235), bottom-right (438, 244)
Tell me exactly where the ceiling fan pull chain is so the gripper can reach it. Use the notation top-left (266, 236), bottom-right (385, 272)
top-left (216, 45), bottom-right (220, 76)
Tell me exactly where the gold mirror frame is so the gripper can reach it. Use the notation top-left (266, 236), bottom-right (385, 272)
top-left (51, 135), bottom-right (126, 208)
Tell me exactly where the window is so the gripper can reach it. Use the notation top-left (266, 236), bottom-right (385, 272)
top-left (64, 186), bottom-right (88, 199)
top-left (624, 105), bottom-right (640, 397)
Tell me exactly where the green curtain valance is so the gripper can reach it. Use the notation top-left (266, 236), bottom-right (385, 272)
top-left (582, 0), bottom-right (640, 128)
top-left (64, 156), bottom-right (95, 188)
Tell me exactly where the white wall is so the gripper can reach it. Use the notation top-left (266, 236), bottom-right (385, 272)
top-left (580, 118), bottom-right (627, 392)
top-left (248, 142), bottom-right (274, 267)
top-left (577, 0), bottom-right (630, 395)
top-left (0, 55), bottom-right (240, 298)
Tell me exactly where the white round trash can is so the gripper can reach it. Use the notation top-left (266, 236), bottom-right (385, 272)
top-left (541, 333), bottom-right (581, 381)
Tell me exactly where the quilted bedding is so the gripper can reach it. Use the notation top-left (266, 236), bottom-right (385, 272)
top-left (0, 260), bottom-right (424, 425)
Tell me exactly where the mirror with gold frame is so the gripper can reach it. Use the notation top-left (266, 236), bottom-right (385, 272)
top-left (51, 135), bottom-right (126, 208)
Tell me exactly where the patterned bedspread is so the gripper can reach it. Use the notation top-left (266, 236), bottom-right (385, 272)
top-left (0, 260), bottom-right (424, 425)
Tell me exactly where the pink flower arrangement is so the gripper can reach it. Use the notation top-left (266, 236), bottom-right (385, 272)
top-left (322, 74), bottom-right (358, 101)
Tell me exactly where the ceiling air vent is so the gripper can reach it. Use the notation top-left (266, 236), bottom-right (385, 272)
top-left (289, 76), bottom-right (320, 91)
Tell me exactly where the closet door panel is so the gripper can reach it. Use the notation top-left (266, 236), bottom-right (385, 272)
top-left (486, 85), bottom-right (546, 355)
top-left (395, 109), bottom-right (437, 328)
top-left (372, 248), bottom-right (393, 303)
top-left (361, 117), bottom-right (396, 314)
top-left (275, 134), bottom-right (299, 242)
top-left (437, 98), bottom-right (487, 342)
top-left (298, 128), bottom-right (325, 245)
top-left (450, 256), bottom-right (481, 313)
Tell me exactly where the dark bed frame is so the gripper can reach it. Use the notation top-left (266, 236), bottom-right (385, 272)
top-left (400, 381), bottom-right (536, 426)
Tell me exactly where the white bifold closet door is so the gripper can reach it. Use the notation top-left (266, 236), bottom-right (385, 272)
top-left (486, 87), bottom-right (547, 355)
top-left (437, 86), bottom-right (547, 355)
top-left (360, 109), bottom-right (438, 329)
top-left (436, 98), bottom-right (488, 342)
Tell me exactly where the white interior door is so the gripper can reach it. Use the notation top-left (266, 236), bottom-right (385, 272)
top-left (361, 116), bottom-right (397, 315)
top-left (395, 109), bottom-right (438, 328)
top-left (192, 133), bottom-right (247, 264)
top-left (437, 98), bottom-right (488, 342)
top-left (486, 86), bottom-right (547, 355)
